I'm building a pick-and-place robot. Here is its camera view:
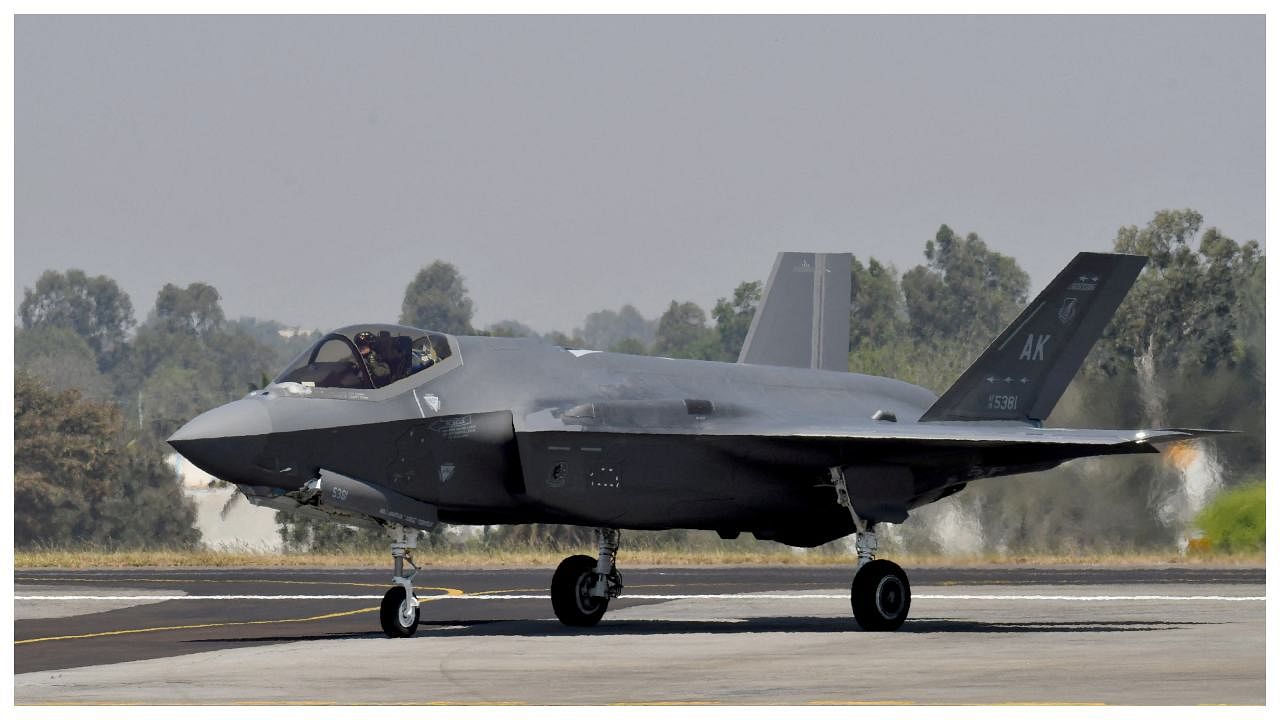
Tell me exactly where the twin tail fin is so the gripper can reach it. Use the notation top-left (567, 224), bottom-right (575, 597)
top-left (920, 252), bottom-right (1147, 423)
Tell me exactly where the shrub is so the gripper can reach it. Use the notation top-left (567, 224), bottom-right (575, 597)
top-left (1195, 481), bottom-right (1265, 553)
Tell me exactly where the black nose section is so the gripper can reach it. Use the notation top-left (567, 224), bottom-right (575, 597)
top-left (168, 399), bottom-right (273, 485)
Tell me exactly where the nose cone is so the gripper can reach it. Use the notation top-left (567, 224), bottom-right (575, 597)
top-left (168, 399), bottom-right (273, 484)
top-left (169, 398), bottom-right (272, 443)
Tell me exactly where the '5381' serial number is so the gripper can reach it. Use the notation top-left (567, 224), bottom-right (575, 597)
top-left (987, 394), bottom-right (1018, 411)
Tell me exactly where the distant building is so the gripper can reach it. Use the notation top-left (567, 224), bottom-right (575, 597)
top-left (169, 453), bottom-right (282, 552)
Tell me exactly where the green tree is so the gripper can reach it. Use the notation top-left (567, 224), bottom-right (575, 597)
top-left (152, 282), bottom-right (225, 338)
top-left (653, 300), bottom-right (718, 359)
top-left (711, 281), bottom-right (761, 361)
top-left (900, 225), bottom-right (1029, 350)
top-left (846, 257), bottom-right (915, 380)
top-left (844, 230), bottom-right (1028, 391)
top-left (1096, 210), bottom-right (1263, 378)
top-left (399, 261), bottom-right (475, 333)
top-left (578, 305), bottom-right (656, 350)
top-left (485, 319), bottom-right (537, 337)
top-left (15, 369), bottom-right (199, 548)
top-left (19, 269), bottom-right (135, 370)
top-left (608, 337), bottom-right (649, 355)
top-left (544, 330), bottom-right (585, 348)
top-left (15, 325), bottom-right (112, 401)
top-left (123, 283), bottom-right (233, 384)
top-left (230, 317), bottom-right (322, 368)
top-left (117, 283), bottom-right (277, 441)
top-left (137, 366), bottom-right (214, 441)
top-left (849, 257), bottom-right (904, 350)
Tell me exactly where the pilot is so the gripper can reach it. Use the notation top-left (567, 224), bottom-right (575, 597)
top-left (411, 341), bottom-right (439, 372)
top-left (353, 331), bottom-right (391, 385)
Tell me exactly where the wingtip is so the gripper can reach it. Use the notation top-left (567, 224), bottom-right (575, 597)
top-left (1139, 428), bottom-right (1239, 444)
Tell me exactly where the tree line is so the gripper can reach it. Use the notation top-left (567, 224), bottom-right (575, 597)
top-left (14, 208), bottom-right (1263, 553)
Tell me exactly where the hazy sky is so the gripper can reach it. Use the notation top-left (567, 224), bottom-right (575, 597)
top-left (16, 15), bottom-right (1264, 338)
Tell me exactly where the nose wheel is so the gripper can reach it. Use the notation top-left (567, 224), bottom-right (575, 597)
top-left (380, 524), bottom-right (421, 638)
top-left (380, 584), bottom-right (420, 638)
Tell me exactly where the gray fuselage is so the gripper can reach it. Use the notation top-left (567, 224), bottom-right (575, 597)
top-left (169, 329), bottom-right (1156, 548)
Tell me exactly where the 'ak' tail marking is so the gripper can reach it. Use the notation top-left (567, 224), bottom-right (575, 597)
top-left (920, 252), bottom-right (1146, 423)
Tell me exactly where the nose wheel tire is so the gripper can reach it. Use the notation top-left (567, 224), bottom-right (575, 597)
top-left (380, 585), bottom-right (420, 638)
top-left (551, 554), bottom-right (609, 627)
top-left (851, 559), bottom-right (911, 631)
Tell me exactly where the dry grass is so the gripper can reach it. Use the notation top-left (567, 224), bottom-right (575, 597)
top-left (13, 547), bottom-right (1264, 570)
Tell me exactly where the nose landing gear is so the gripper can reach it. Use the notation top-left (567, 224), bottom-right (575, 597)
top-left (551, 528), bottom-right (623, 627)
top-left (380, 524), bottom-right (420, 638)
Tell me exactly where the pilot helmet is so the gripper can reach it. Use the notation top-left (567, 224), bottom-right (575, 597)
top-left (353, 331), bottom-right (375, 347)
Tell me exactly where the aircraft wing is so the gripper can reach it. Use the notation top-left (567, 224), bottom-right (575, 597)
top-left (518, 405), bottom-right (1235, 488)
top-left (521, 404), bottom-right (1230, 449)
top-left (692, 423), bottom-right (1231, 447)
top-left (694, 422), bottom-right (1235, 466)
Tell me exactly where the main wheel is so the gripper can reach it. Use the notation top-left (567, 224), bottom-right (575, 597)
top-left (851, 559), bottom-right (911, 631)
top-left (380, 585), bottom-right (420, 638)
top-left (551, 554), bottom-right (609, 627)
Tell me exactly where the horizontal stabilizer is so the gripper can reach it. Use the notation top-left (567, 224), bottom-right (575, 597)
top-left (921, 252), bottom-right (1147, 423)
top-left (739, 252), bottom-right (852, 371)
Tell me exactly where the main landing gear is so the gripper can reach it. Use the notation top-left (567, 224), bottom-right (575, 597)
top-left (380, 524), bottom-right (420, 638)
top-left (833, 468), bottom-right (911, 631)
top-left (551, 528), bottom-right (623, 626)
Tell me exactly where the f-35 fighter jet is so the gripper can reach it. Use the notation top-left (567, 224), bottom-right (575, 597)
top-left (169, 251), bottom-right (1228, 636)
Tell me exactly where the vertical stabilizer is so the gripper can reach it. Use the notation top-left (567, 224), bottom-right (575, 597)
top-left (920, 252), bottom-right (1147, 423)
top-left (738, 252), bottom-right (852, 371)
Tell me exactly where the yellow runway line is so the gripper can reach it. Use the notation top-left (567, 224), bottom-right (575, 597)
top-left (463, 587), bottom-right (545, 596)
top-left (16, 606), bottom-right (378, 645)
top-left (15, 588), bottom-right (464, 645)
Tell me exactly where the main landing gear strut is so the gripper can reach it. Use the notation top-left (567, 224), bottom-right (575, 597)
top-left (832, 468), bottom-right (911, 631)
top-left (380, 524), bottom-right (421, 638)
top-left (551, 528), bottom-right (624, 626)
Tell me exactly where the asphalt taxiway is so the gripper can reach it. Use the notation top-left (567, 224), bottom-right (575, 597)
top-left (14, 565), bottom-right (1265, 705)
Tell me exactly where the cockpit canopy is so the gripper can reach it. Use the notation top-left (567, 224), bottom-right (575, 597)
top-left (273, 324), bottom-right (453, 390)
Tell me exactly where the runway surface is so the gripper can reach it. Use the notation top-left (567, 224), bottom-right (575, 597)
top-left (14, 565), bottom-right (1265, 705)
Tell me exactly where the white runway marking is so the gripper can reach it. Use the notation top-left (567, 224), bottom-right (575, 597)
top-left (439, 594), bottom-right (1268, 602)
top-left (917, 594), bottom-right (1266, 602)
top-left (15, 595), bottom-right (388, 601)
top-left (15, 593), bottom-right (1266, 602)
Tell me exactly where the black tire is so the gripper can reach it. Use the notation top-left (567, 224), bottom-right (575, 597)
top-left (380, 585), bottom-right (420, 638)
top-left (551, 554), bottom-right (609, 627)
top-left (851, 559), bottom-right (911, 631)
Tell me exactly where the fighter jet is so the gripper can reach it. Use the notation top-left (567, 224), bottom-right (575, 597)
top-left (169, 251), bottom-right (1228, 636)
